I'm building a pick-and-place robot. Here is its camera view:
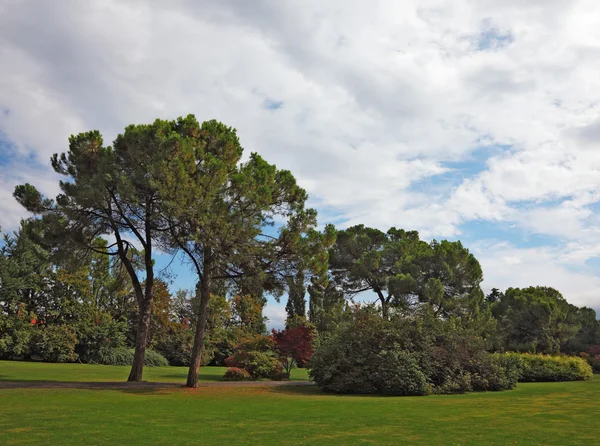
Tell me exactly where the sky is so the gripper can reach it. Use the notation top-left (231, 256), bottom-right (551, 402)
top-left (2, 0), bottom-right (600, 328)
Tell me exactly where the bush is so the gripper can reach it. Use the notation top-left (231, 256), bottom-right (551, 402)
top-left (153, 323), bottom-right (194, 366)
top-left (32, 325), bottom-right (78, 363)
top-left (501, 352), bottom-right (593, 382)
top-left (582, 346), bottom-right (600, 373)
top-left (223, 367), bottom-right (251, 381)
top-left (310, 309), bottom-right (517, 395)
top-left (0, 310), bottom-right (37, 359)
top-left (76, 316), bottom-right (127, 363)
top-left (427, 333), bottom-right (518, 394)
top-left (225, 351), bottom-right (280, 379)
top-left (96, 347), bottom-right (168, 367)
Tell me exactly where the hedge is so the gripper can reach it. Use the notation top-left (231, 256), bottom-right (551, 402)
top-left (499, 352), bottom-right (593, 382)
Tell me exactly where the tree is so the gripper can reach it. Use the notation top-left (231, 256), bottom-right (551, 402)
top-left (285, 224), bottom-right (337, 325)
top-left (272, 325), bottom-right (316, 375)
top-left (160, 118), bottom-right (316, 387)
top-left (493, 286), bottom-right (581, 353)
top-left (308, 281), bottom-right (346, 334)
top-left (562, 306), bottom-right (600, 354)
top-left (14, 117), bottom-right (189, 381)
top-left (486, 288), bottom-right (503, 303)
top-left (416, 239), bottom-right (484, 318)
top-left (285, 271), bottom-right (306, 321)
top-left (329, 226), bottom-right (428, 318)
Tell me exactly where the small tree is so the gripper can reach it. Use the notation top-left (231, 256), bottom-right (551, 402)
top-left (271, 325), bottom-right (315, 375)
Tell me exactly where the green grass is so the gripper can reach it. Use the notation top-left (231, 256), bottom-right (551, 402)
top-left (0, 360), bottom-right (309, 383)
top-left (0, 362), bottom-right (598, 445)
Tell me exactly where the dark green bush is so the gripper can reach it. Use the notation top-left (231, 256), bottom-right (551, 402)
top-left (0, 311), bottom-right (37, 359)
top-left (153, 323), bottom-right (194, 366)
top-left (96, 347), bottom-right (168, 367)
top-left (32, 325), bottom-right (78, 363)
top-left (427, 332), bottom-right (518, 394)
top-left (501, 352), bottom-right (593, 382)
top-left (225, 351), bottom-right (280, 379)
top-left (76, 316), bottom-right (127, 363)
top-left (310, 310), bottom-right (517, 395)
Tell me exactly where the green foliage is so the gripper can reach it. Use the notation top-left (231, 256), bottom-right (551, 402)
top-left (225, 351), bottom-right (280, 379)
top-left (96, 348), bottom-right (168, 367)
top-left (223, 367), bottom-right (251, 381)
top-left (153, 323), bottom-right (194, 366)
top-left (427, 330), bottom-right (518, 394)
top-left (310, 309), bottom-right (517, 395)
top-left (493, 287), bottom-right (581, 354)
top-left (328, 225), bottom-right (483, 319)
top-left (32, 325), bottom-right (78, 363)
top-left (76, 316), bottom-right (128, 363)
top-left (499, 352), bottom-right (593, 382)
top-left (0, 309), bottom-right (37, 359)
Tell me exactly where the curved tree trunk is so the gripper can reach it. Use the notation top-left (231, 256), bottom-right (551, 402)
top-left (127, 298), bottom-right (152, 382)
top-left (186, 272), bottom-right (212, 388)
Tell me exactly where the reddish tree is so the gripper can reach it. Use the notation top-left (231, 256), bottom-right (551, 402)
top-left (271, 325), bottom-right (315, 375)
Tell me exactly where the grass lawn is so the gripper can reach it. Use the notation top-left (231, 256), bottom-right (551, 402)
top-left (0, 360), bottom-right (309, 383)
top-left (1, 362), bottom-right (598, 445)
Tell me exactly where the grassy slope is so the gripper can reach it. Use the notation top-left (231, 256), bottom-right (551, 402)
top-left (0, 363), bottom-right (598, 445)
top-left (0, 360), bottom-right (309, 383)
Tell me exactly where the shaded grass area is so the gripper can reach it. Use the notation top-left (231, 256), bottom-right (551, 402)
top-left (0, 360), bottom-right (309, 383)
top-left (0, 368), bottom-right (598, 445)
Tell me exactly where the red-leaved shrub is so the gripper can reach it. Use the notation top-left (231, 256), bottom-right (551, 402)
top-left (223, 367), bottom-right (251, 381)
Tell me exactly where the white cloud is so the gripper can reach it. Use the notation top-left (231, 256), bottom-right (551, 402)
top-left (263, 301), bottom-right (287, 330)
top-left (473, 241), bottom-right (600, 313)
top-left (2, 0), bottom-right (600, 310)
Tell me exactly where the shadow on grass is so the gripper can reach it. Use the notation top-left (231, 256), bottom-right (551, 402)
top-left (152, 374), bottom-right (222, 381)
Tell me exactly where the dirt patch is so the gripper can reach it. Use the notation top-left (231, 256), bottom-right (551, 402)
top-left (0, 380), bottom-right (315, 390)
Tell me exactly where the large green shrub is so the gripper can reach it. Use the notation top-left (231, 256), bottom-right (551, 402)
top-left (76, 316), bottom-right (127, 363)
top-left (501, 352), bottom-right (593, 382)
top-left (427, 332), bottom-right (519, 394)
top-left (153, 323), bottom-right (194, 366)
top-left (32, 325), bottom-right (78, 363)
top-left (96, 347), bottom-right (168, 367)
top-left (310, 310), bottom-right (518, 395)
top-left (309, 315), bottom-right (432, 395)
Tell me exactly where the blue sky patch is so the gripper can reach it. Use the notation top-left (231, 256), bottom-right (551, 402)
top-left (263, 99), bottom-right (284, 110)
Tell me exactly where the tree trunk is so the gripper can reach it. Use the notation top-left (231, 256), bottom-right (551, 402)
top-left (127, 298), bottom-right (152, 382)
top-left (376, 289), bottom-right (389, 319)
top-left (186, 273), bottom-right (212, 388)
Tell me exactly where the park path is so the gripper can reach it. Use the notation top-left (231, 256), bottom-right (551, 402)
top-left (0, 380), bottom-right (314, 390)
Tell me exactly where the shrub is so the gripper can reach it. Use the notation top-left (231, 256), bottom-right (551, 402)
top-left (501, 352), bottom-right (593, 382)
top-left (427, 333), bottom-right (518, 394)
top-left (223, 367), bottom-right (251, 381)
top-left (0, 309), bottom-right (37, 359)
top-left (310, 309), bottom-right (517, 395)
top-left (153, 323), bottom-right (194, 366)
top-left (96, 347), bottom-right (168, 367)
top-left (584, 346), bottom-right (600, 373)
top-left (32, 325), bottom-right (78, 363)
top-left (235, 334), bottom-right (275, 353)
top-left (225, 351), bottom-right (280, 379)
top-left (76, 316), bottom-right (127, 363)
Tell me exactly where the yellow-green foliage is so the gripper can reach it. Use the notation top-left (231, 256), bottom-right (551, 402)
top-left (500, 352), bottom-right (593, 382)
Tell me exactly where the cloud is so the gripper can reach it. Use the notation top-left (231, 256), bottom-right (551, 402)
top-left (473, 240), bottom-right (600, 314)
top-left (1, 0), bottom-right (600, 311)
top-left (263, 301), bottom-right (287, 330)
